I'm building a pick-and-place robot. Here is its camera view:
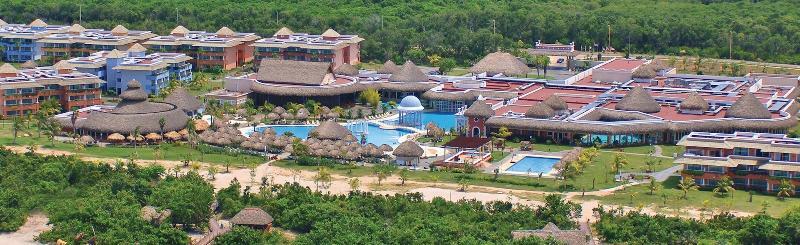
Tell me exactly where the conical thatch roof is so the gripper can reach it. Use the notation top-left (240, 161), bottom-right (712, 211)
top-left (29, 19), bottom-right (47, 27)
top-left (53, 61), bottom-right (74, 72)
top-left (321, 28), bottom-right (340, 38)
top-left (106, 49), bottom-right (126, 59)
top-left (111, 25), bottom-right (129, 35)
top-left (274, 27), bottom-right (293, 36)
top-left (164, 131), bottom-right (181, 140)
top-left (0, 63), bottom-right (18, 74)
top-left (20, 60), bottom-right (38, 69)
top-left (67, 23), bottom-right (86, 33)
top-left (543, 95), bottom-right (569, 111)
top-left (378, 144), bottom-right (393, 152)
top-left (333, 63), bottom-right (358, 76)
top-left (107, 133), bottom-right (125, 141)
top-left (128, 43), bottom-right (147, 52)
top-left (679, 93), bottom-right (709, 111)
top-left (725, 93), bottom-right (771, 119)
top-left (119, 80), bottom-right (148, 101)
top-left (615, 87), bottom-right (660, 113)
top-left (310, 120), bottom-right (352, 140)
top-left (388, 61), bottom-right (428, 83)
top-left (165, 88), bottom-right (202, 113)
top-left (145, 133), bottom-right (162, 141)
top-left (377, 60), bottom-right (400, 74)
top-left (170, 25), bottom-right (190, 35)
top-left (216, 27), bottom-right (235, 36)
top-left (393, 141), bottom-right (424, 158)
top-left (525, 103), bottom-right (555, 119)
top-left (463, 100), bottom-right (494, 118)
top-left (194, 119), bottom-right (209, 131)
top-left (0, 19), bottom-right (6, 26)
top-left (469, 52), bottom-right (530, 76)
top-left (79, 135), bottom-right (95, 144)
top-left (230, 207), bottom-right (272, 225)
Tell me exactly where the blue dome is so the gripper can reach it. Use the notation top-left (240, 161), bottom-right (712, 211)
top-left (397, 96), bottom-right (424, 111)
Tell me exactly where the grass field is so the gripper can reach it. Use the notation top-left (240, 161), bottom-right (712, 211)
top-left (582, 176), bottom-right (800, 217)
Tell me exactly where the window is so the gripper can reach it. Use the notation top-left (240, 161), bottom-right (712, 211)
top-left (773, 171), bottom-right (790, 178)
top-left (781, 153), bottom-right (791, 162)
top-left (69, 95), bottom-right (83, 101)
top-left (687, 164), bottom-right (703, 171)
top-left (21, 99), bottom-right (33, 105)
top-left (4, 89), bottom-right (17, 95)
top-left (20, 88), bottom-right (34, 94)
top-left (5, 100), bottom-right (18, 106)
top-left (85, 94), bottom-right (96, 100)
top-left (707, 166), bottom-right (724, 173)
top-left (733, 147), bottom-right (749, 156)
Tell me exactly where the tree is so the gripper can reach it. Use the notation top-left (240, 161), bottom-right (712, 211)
top-left (216, 226), bottom-right (285, 245)
top-left (399, 169), bottom-right (409, 186)
top-left (11, 116), bottom-right (27, 145)
top-left (648, 178), bottom-right (660, 195)
top-left (491, 126), bottom-right (512, 150)
top-left (348, 178), bottom-right (361, 192)
top-left (777, 179), bottom-right (795, 200)
top-left (207, 165), bottom-right (219, 180)
top-left (159, 117), bottom-right (166, 137)
top-left (677, 176), bottom-right (698, 199)
top-left (610, 152), bottom-right (628, 181)
top-left (713, 176), bottom-right (735, 197)
top-left (373, 164), bottom-right (395, 186)
top-left (131, 126), bottom-right (142, 147)
top-left (458, 178), bottom-right (469, 192)
top-left (148, 172), bottom-right (214, 228)
top-left (314, 167), bottom-right (332, 191)
top-left (359, 88), bottom-right (381, 108)
top-left (438, 57), bottom-right (457, 74)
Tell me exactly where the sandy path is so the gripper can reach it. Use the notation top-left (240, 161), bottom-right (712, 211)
top-left (0, 212), bottom-right (51, 245)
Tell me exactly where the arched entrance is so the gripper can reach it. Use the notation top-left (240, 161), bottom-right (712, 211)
top-left (472, 127), bottom-right (480, 137)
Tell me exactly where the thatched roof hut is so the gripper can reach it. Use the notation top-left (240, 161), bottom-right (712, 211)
top-left (333, 63), bottom-right (359, 76)
top-left (280, 112), bottom-right (294, 120)
top-left (615, 86), bottom-right (661, 113)
top-left (463, 100), bottom-right (494, 118)
top-left (543, 95), bottom-right (569, 111)
top-left (679, 92), bottom-right (709, 112)
top-left (267, 112), bottom-right (280, 121)
top-left (272, 106), bottom-right (286, 114)
top-left (194, 119), bottom-right (210, 132)
top-left (632, 65), bottom-right (657, 79)
top-left (393, 141), bottom-right (424, 157)
top-left (165, 88), bottom-right (202, 114)
top-left (164, 131), bottom-right (181, 141)
top-left (20, 60), bottom-right (38, 69)
top-left (525, 102), bottom-right (556, 119)
top-left (469, 52), bottom-right (530, 76)
top-left (388, 61), bottom-right (428, 83)
top-left (78, 80), bottom-right (188, 134)
top-left (377, 60), bottom-right (400, 74)
top-left (379, 144), bottom-right (393, 152)
top-left (725, 93), bottom-right (771, 119)
top-left (309, 120), bottom-right (353, 140)
top-left (145, 133), bottom-right (162, 141)
top-left (230, 207), bottom-right (273, 227)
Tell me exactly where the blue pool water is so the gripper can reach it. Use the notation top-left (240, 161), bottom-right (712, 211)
top-left (387, 111), bottom-right (458, 131)
top-left (505, 156), bottom-right (561, 174)
top-left (252, 123), bottom-right (412, 147)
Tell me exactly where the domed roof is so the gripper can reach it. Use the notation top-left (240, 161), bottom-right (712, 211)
top-left (615, 86), bottom-right (661, 113)
top-left (397, 96), bottom-right (424, 111)
top-left (725, 93), bottom-right (771, 119)
top-left (525, 102), bottom-right (555, 119)
top-left (679, 92), bottom-right (709, 111)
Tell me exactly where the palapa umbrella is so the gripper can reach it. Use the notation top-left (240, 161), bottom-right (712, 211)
top-left (272, 106), bottom-right (286, 114)
top-left (194, 120), bottom-right (210, 132)
top-left (164, 131), bottom-right (181, 141)
top-left (79, 135), bottom-right (95, 145)
top-left (284, 144), bottom-right (294, 153)
top-left (145, 133), bottom-right (162, 141)
top-left (178, 129), bottom-right (189, 135)
top-left (281, 112), bottom-right (294, 120)
top-left (267, 113), bottom-right (280, 121)
top-left (127, 134), bottom-right (144, 142)
top-left (107, 133), bottom-right (125, 142)
top-left (326, 112), bottom-right (339, 119)
top-left (379, 144), bottom-right (393, 152)
top-left (217, 137), bottom-right (232, 145)
top-left (344, 134), bottom-right (357, 142)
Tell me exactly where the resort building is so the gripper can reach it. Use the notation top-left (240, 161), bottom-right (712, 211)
top-left (38, 24), bottom-right (157, 63)
top-left (67, 79), bottom-right (189, 137)
top-left (0, 62), bottom-right (104, 117)
top-left (143, 26), bottom-right (260, 71)
top-left (67, 45), bottom-right (192, 94)
top-left (252, 27), bottom-right (363, 68)
top-left (677, 132), bottom-right (800, 192)
top-left (0, 19), bottom-right (68, 62)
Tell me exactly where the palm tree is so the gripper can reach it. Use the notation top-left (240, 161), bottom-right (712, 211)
top-left (314, 167), bottom-right (332, 191)
top-left (11, 116), bottom-right (27, 145)
top-left (712, 176), bottom-right (735, 197)
top-left (677, 176), bottom-right (698, 199)
top-left (131, 126), bottom-right (142, 147)
top-left (348, 178), bottom-right (361, 192)
top-left (399, 169), bottom-right (409, 186)
top-left (610, 152), bottom-right (628, 181)
top-left (777, 179), bottom-right (795, 200)
top-left (207, 165), bottom-right (219, 180)
top-left (648, 178), bottom-right (660, 195)
top-left (158, 117), bottom-right (166, 137)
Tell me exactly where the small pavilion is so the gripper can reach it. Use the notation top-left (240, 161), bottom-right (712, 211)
top-left (397, 95), bottom-right (424, 127)
top-left (230, 207), bottom-right (274, 231)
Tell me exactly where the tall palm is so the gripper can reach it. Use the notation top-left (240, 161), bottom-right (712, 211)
top-left (677, 176), bottom-right (698, 199)
top-left (11, 116), bottom-right (27, 145)
top-left (712, 176), bottom-right (735, 197)
top-left (158, 117), bottom-right (166, 137)
top-left (131, 126), bottom-right (142, 148)
top-left (611, 152), bottom-right (628, 178)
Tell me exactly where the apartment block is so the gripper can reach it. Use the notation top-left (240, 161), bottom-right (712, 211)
top-left (252, 27), bottom-right (362, 69)
top-left (38, 24), bottom-right (156, 63)
top-left (0, 19), bottom-right (68, 62)
top-left (0, 62), bottom-right (104, 117)
top-left (143, 26), bottom-right (259, 71)
top-left (677, 132), bottom-right (800, 192)
top-left (67, 44), bottom-right (192, 95)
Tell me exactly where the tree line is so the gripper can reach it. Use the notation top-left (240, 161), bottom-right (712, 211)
top-left (1, 0), bottom-right (800, 66)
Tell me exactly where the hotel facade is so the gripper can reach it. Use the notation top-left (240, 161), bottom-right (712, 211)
top-left (38, 24), bottom-right (156, 64)
top-left (252, 27), bottom-right (362, 69)
top-left (143, 26), bottom-right (259, 71)
top-left (0, 62), bottom-right (104, 117)
top-left (0, 19), bottom-right (68, 62)
top-left (678, 132), bottom-right (800, 192)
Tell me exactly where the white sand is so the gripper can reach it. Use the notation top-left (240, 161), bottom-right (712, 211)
top-left (0, 212), bottom-right (51, 245)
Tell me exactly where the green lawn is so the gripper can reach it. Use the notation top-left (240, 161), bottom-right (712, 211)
top-left (0, 127), bottom-right (263, 167)
top-left (491, 151), bottom-right (509, 163)
top-left (582, 176), bottom-right (800, 217)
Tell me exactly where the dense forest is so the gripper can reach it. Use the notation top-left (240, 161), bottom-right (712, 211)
top-left (1, 0), bottom-right (800, 65)
top-left (0, 149), bottom-right (576, 244)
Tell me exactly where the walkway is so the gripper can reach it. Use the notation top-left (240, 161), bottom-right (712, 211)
top-left (193, 218), bottom-right (231, 245)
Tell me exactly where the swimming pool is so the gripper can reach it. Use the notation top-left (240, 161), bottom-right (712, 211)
top-left (386, 111), bottom-right (458, 131)
top-left (504, 156), bottom-right (561, 175)
top-left (250, 123), bottom-right (412, 147)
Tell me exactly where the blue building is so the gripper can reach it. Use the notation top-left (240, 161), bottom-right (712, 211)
top-left (67, 43), bottom-right (193, 95)
top-left (0, 19), bottom-right (68, 62)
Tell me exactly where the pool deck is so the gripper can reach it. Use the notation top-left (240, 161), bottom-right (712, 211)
top-left (494, 152), bottom-right (566, 177)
